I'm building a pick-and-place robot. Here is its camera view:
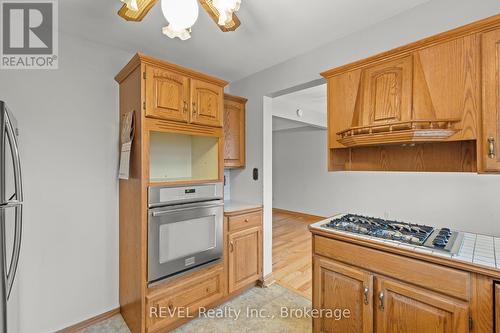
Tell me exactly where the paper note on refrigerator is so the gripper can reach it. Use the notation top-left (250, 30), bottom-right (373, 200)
top-left (119, 110), bottom-right (135, 180)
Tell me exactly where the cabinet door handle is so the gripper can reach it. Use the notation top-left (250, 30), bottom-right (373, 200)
top-left (379, 291), bottom-right (384, 310)
top-left (192, 102), bottom-right (197, 114)
top-left (230, 241), bottom-right (234, 252)
top-left (488, 137), bottom-right (496, 159)
top-left (183, 101), bottom-right (188, 113)
top-left (363, 287), bottom-right (369, 305)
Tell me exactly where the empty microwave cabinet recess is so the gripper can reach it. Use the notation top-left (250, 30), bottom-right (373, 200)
top-left (321, 13), bottom-right (500, 173)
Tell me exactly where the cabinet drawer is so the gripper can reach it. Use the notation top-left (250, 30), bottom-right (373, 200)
top-left (146, 266), bottom-right (225, 332)
top-left (314, 236), bottom-right (471, 301)
top-left (228, 211), bottom-right (262, 232)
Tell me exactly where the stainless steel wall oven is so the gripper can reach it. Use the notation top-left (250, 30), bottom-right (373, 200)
top-left (148, 183), bottom-right (223, 285)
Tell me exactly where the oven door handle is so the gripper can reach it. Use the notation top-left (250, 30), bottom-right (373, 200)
top-left (151, 203), bottom-right (223, 217)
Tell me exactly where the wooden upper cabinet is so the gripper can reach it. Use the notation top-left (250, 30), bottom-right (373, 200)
top-left (481, 28), bottom-right (500, 172)
top-left (375, 277), bottom-right (468, 333)
top-left (321, 16), bottom-right (500, 172)
top-left (228, 226), bottom-right (262, 293)
top-left (413, 35), bottom-right (481, 140)
top-left (313, 257), bottom-right (373, 333)
top-left (145, 65), bottom-right (190, 122)
top-left (190, 79), bottom-right (224, 127)
top-left (358, 56), bottom-right (413, 127)
top-left (224, 94), bottom-right (247, 168)
top-left (495, 284), bottom-right (500, 333)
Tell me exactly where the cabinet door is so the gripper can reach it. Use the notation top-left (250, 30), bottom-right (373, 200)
top-left (228, 226), bottom-right (262, 293)
top-left (481, 28), bottom-right (500, 172)
top-left (496, 284), bottom-right (500, 333)
top-left (312, 257), bottom-right (373, 333)
top-left (360, 55), bottom-right (413, 127)
top-left (375, 277), bottom-right (469, 333)
top-left (145, 65), bottom-right (189, 122)
top-left (224, 98), bottom-right (245, 168)
top-left (190, 79), bottom-right (224, 127)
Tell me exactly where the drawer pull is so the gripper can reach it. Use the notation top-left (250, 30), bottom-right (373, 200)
top-left (488, 137), bottom-right (496, 159)
top-left (363, 287), bottom-right (369, 305)
top-left (379, 291), bottom-right (385, 310)
top-left (230, 241), bottom-right (234, 252)
top-left (244, 218), bottom-right (249, 222)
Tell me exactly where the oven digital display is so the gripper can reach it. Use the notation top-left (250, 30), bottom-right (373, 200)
top-left (185, 189), bottom-right (196, 194)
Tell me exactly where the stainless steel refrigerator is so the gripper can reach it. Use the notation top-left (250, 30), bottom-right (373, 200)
top-left (0, 101), bottom-right (23, 333)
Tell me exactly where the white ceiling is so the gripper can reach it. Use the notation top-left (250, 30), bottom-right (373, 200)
top-left (273, 117), bottom-right (308, 132)
top-left (274, 84), bottom-right (327, 114)
top-left (60, 0), bottom-right (429, 81)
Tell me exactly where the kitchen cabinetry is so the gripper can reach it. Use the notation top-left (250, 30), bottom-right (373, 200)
top-left (134, 53), bottom-right (226, 127)
top-left (358, 56), bottom-right (413, 128)
top-left (145, 65), bottom-right (189, 122)
top-left (311, 230), bottom-right (500, 333)
top-left (481, 28), bottom-right (500, 172)
top-left (190, 79), bottom-right (224, 127)
top-left (223, 94), bottom-right (247, 168)
top-left (115, 53), bottom-right (229, 333)
top-left (375, 277), bottom-right (468, 333)
top-left (313, 257), bottom-right (373, 333)
top-left (496, 284), bottom-right (500, 333)
top-left (146, 264), bottom-right (226, 332)
top-left (225, 207), bottom-right (262, 293)
top-left (313, 255), bottom-right (469, 333)
top-left (321, 15), bottom-right (500, 172)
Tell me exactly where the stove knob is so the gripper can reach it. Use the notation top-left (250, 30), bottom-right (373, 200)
top-left (441, 228), bottom-right (451, 233)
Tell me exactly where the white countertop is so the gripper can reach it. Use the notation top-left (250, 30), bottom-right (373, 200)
top-left (224, 200), bottom-right (262, 213)
top-left (310, 216), bottom-right (500, 271)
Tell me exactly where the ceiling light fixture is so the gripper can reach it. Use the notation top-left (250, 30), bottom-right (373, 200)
top-left (121, 0), bottom-right (139, 11)
top-left (117, 0), bottom-right (242, 39)
top-left (161, 0), bottom-right (199, 40)
top-left (212, 0), bottom-right (241, 26)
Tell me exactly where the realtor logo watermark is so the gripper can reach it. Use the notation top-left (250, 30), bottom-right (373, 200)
top-left (1, 0), bottom-right (58, 69)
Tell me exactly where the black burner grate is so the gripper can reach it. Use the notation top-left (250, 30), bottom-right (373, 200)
top-left (325, 214), bottom-right (434, 246)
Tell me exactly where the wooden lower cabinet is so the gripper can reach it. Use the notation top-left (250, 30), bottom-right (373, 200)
top-left (313, 255), bottom-right (471, 333)
top-left (495, 284), bottom-right (500, 333)
top-left (228, 226), bottom-right (262, 293)
top-left (375, 277), bottom-right (469, 333)
top-left (146, 264), bottom-right (226, 333)
top-left (313, 257), bottom-right (373, 333)
top-left (226, 208), bottom-right (263, 293)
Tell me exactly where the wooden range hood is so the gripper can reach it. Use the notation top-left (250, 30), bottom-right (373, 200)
top-left (320, 14), bottom-right (500, 173)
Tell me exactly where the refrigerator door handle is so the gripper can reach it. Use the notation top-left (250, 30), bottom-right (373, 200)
top-left (4, 112), bottom-right (22, 299)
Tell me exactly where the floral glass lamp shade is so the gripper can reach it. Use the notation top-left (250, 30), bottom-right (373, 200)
top-left (212, 0), bottom-right (241, 26)
top-left (161, 0), bottom-right (200, 40)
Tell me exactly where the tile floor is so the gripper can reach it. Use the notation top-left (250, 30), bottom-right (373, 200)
top-left (78, 284), bottom-right (312, 333)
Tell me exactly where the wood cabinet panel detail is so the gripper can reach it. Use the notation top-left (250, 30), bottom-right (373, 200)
top-left (313, 257), bottom-right (373, 333)
top-left (145, 65), bottom-right (190, 122)
top-left (481, 28), bottom-right (500, 172)
top-left (374, 277), bottom-right (469, 333)
top-left (190, 79), bottom-right (224, 127)
top-left (228, 226), bottom-right (262, 293)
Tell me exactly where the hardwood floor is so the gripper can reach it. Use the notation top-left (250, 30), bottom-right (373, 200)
top-left (272, 209), bottom-right (324, 300)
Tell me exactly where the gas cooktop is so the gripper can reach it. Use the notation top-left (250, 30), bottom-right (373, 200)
top-left (323, 214), bottom-right (463, 254)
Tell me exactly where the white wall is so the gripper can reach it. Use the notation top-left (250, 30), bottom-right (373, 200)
top-left (230, 0), bottom-right (500, 223)
top-left (0, 33), bottom-right (133, 332)
top-left (273, 128), bottom-right (500, 236)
